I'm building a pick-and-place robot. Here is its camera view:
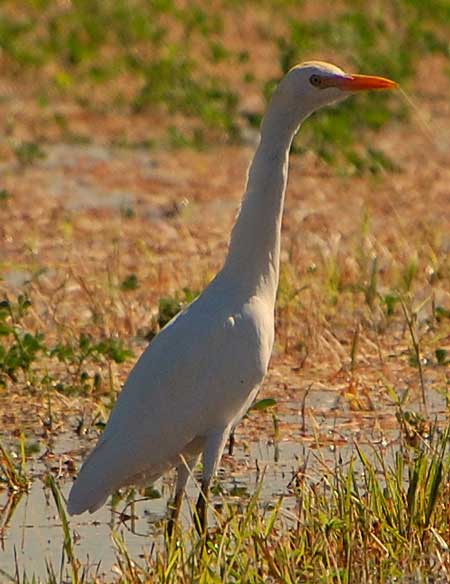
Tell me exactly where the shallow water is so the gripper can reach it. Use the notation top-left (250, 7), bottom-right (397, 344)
top-left (0, 434), bottom-right (310, 580)
top-left (1, 386), bottom-right (447, 580)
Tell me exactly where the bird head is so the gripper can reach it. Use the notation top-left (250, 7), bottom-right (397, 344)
top-left (273, 61), bottom-right (397, 121)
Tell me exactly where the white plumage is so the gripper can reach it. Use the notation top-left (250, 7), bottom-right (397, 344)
top-left (68, 288), bottom-right (270, 514)
top-left (68, 61), bottom-right (396, 530)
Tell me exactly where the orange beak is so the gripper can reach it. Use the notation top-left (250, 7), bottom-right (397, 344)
top-left (332, 73), bottom-right (398, 91)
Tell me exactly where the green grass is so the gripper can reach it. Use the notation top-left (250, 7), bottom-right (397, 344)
top-left (0, 0), bottom-right (241, 141)
top-left (0, 294), bottom-right (134, 394)
top-left (0, 287), bottom-right (200, 394)
top-left (0, 434), bottom-right (29, 493)
top-left (270, 1), bottom-right (449, 167)
top-left (14, 419), bottom-right (450, 583)
top-left (1, 0), bottom-right (450, 161)
top-left (1, 1), bottom-right (450, 581)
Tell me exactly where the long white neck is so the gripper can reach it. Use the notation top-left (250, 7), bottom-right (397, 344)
top-left (219, 92), bottom-right (307, 305)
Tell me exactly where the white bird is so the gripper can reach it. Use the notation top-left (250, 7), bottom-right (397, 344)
top-left (67, 61), bottom-right (396, 532)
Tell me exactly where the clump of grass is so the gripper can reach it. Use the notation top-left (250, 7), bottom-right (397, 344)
top-left (0, 189), bottom-right (11, 205)
top-left (0, 434), bottom-right (29, 493)
top-left (13, 141), bottom-right (46, 166)
top-left (400, 295), bottom-right (428, 413)
top-left (120, 274), bottom-right (139, 292)
top-left (39, 420), bottom-right (450, 583)
top-left (0, 294), bottom-right (134, 395)
top-left (154, 287), bottom-right (199, 332)
top-left (0, 295), bottom-right (46, 388)
top-left (50, 333), bottom-right (134, 395)
top-left (133, 426), bottom-right (450, 581)
top-left (133, 53), bottom-right (239, 139)
top-left (47, 474), bottom-right (80, 584)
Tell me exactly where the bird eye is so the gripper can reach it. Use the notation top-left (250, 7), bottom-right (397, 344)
top-left (309, 74), bottom-right (322, 87)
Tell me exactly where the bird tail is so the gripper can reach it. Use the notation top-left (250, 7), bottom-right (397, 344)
top-left (67, 439), bottom-right (114, 515)
top-left (67, 436), bottom-right (165, 515)
top-left (68, 482), bottom-right (109, 515)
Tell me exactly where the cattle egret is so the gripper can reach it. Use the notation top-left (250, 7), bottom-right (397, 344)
top-left (67, 62), bottom-right (397, 532)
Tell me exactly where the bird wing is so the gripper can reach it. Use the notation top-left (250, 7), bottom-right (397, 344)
top-left (68, 294), bottom-right (271, 514)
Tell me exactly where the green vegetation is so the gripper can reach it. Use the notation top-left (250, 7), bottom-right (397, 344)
top-left (1, 0), bottom-right (241, 141)
top-left (156, 287), bottom-right (198, 330)
top-left (0, 294), bottom-right (133, 394)
top-left (13, 420), bottom-right (450, 582)
top-left (0, 434), bottom-right (29, 493)
top-left (13, 141), bottom-right (47, 166)
top-left (0, 295), bottom-right (45, 387)
top-left (1, 1), bottom-right (450, 581)
top-left (271, 3), bottom-right (449, 167)
top-left (1, 0), bottom-right (449, 163)
top-left (0, 287), bottom-right (203, 393)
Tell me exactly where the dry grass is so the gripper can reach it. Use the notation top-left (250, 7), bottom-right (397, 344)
top-left (0, 0), bottom-right (450, 581)
top-left (1, 124), bottom-right (449, 432)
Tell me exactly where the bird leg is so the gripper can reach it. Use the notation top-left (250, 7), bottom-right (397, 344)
top-left (167, 488), bottom-right (184, 539)
top-left (195, 429), bottom-right (229, 535)
top-left (195, 477), bottom-right (211, 535)
top-left (167, 456), bottom-right (197, 539)
top-left (228, 428), bottom-right (235, 456)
